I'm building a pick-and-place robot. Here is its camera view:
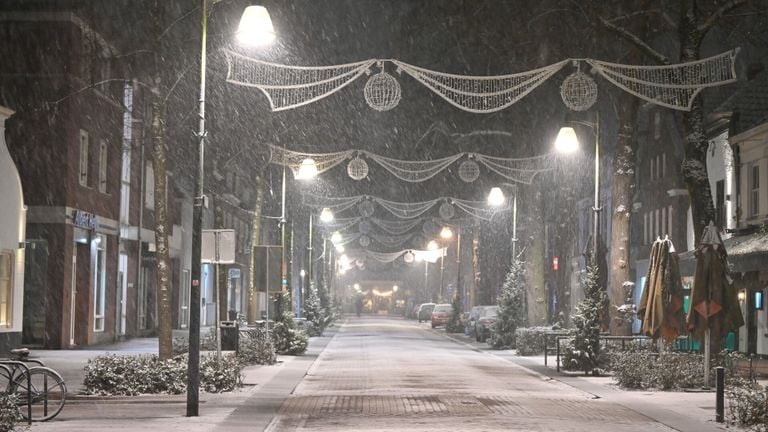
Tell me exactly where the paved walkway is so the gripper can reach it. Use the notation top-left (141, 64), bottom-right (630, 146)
top-left (22, 316), bottom-right (750, 431)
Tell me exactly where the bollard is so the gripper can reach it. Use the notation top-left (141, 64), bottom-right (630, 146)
top-left (715, 366), bottom-right (725, 423)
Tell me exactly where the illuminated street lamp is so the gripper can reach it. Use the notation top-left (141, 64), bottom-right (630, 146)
top-left (189, 2), bottom-right (273, 417)
top-left (488, 184), bottom-right (518, 259)
top-left (295, 158), bottom-right (318, 180)
top-left (555, 113), bottom-right (601, 264)
top-left (331, 231), bottom-right (342, 244)
top-left (320, 207), bottom-right (334, 223)
top-left (440, 226), bottom-right (453, 239)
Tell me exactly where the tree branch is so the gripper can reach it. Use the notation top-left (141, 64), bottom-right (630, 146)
top-left (598, 16), bottom-right (670, 64)
top-left (698, 0), bottom-right (748, 35)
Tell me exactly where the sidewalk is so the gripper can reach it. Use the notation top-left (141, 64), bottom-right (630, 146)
top-left (432, 325), bottom-right (745, 432)
top-left (27, 326), bottom-right (339, 431)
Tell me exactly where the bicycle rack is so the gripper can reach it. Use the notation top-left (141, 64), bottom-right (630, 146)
top-left (0, 360), bottom-right (33, 425)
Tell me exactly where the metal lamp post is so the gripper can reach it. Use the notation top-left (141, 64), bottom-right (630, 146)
top-left (488, 185), bottom-right (518, 260)
top-left (188, 3), bottom-right (273, 417)
top-left (554, 112), bottom-right (601, 263)
top-left (439, 226), bottom-right (453, 301)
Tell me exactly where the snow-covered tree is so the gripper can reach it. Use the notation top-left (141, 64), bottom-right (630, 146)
top-left (490, 259), bottom-right (528, 349)
top-left (567, 263), bottom-right (608, 374)
top-left (302, 283), bottom-right (325, 336)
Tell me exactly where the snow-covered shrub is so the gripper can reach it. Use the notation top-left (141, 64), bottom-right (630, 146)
top-left (199, 354), bottom-right (243, 393)
top-left (272, 292), bottom-right (309, 355)
top-left (0, 393), bottom-right (21, 432)
top-left (514, 327), bottom-right (550, 356)
top-left (446, 294), bottom-right (464, 333)
top-left (238, 327), bottom-right (276, 365)
top-left (302, 284), bottom-right (325, 337)
top-left (83, 353), bottom-right (242, 395)
top-left (567, 264), bottom-right (608, 375)
top-left (727, 379), bottom-right (768, 431)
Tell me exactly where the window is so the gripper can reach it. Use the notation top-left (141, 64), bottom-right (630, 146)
top-left (715, 180), bottom-right (725, 229)
top-left (93, 235), bottom-right (106, 332)
top-left (661, 153), bottom-right (667, 178)
top-left (653, 112), bottom-right (661, 140)
top-left (750, 165), bottom-right (760, 217)
top-left (649, 157), bottom-right (655, 181)
top-left (120, 83), bottom-right (133, 224)
top-left (99, 140), bottom-right (108, 193)
top-left (0, 251), bottom-right (13, 327)
top-left (643, 212), bottom-right (648, 244)
top-left (79, 130), bottom-right (89, 186)
top-left (661, 207), bottom-right (667, 237)
top-left (668, 205), bottom-right (673, 239)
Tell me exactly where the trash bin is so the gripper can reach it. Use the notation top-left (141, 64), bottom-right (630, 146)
top-left (220, 321), bottom-right (239, 352)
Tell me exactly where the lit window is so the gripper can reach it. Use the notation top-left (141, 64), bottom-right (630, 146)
top-left (99, 140), bottom-right (108, 193)
top-left (0, 252), bottom-right (13, 327)
top-left (79, 130), bottom-right (89, 186)
top-left (750, 165), bottom-right (760, 217)
top-left (94, 235), bottom-right (107, 332)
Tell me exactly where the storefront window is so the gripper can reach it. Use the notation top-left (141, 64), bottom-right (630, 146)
top-left (94, 235), bottom-right (106, 331)
top-left (0, 251), bottom-right (13, 327)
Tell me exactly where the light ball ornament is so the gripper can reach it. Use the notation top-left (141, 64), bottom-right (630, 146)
top-left (364, 70), bottom-right (401, 112)
top-left (347, 157), bottom-right (369, 181)
top-left (439, 202), bottom-right (455, 220)
top-left (358, 220), bottom-right (372, 234)
top-left (359, 236), bottom-right (371, 247)
top-left (561, 70), bottom-right (597, 111)
top-left (403, 251), bottom-right (415, 263)
top-left (358, 200), bottom-right (375, 217)
top-left (458, 160), bottom-right (480, 183)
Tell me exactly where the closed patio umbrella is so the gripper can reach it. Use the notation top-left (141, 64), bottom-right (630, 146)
top-left (686, 222), bottom-right (744, 386)
top-left (638, 236), bottom-right (684, 344)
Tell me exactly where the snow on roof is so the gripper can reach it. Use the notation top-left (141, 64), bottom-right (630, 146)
top-left (724, 231), bottom-right (768, 256)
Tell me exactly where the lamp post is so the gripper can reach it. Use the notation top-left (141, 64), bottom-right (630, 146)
top-left (426, 240), bottom-right (438, 301)
top-left (554, 112), bottom-right (601, 264)
top-left (488, 185), bottom-right (518, 260)
top-left (294, 159), bottom-right (318, 313)
top-left (188, 2), bottom-right (273, 417)
top-left (439, 226), bottom-right (453, 301)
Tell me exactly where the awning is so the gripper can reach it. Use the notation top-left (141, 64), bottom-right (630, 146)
top-left (679, 232), bottom-right (768, 275)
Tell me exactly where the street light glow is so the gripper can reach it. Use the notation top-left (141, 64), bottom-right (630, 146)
top-left (300, 269), bottom-right (306, 278)
top-left (393, 285), bottom-right (399, 292)
top-left (440, 226), bottom-right (453, 239)
top-left (353, 283), bottom-right (361, 290)
top-left (487, 187), bottom-right (505, 206)
top-left (427, 240), bottom-right (438, 251)
top-left (331, 231), bottom-right (342, 244)
top-left (554, 127), bottom-right (580, 154)
top-left (320, 207), bottom-right (334, 223)
top-left (335, 244), bottom-right (345, 253)
top-left (237, 6), bottom-right (275, 46)
top-left (295, 158), bottom-right (318, 180)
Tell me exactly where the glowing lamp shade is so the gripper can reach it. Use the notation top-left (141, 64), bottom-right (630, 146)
top-left (427, 240), bottom-right (438, 251)
top-left (393, 285), bottom-right (398, 292)
top-left (300, 269), bottom-right (306, 278)
top-left (237, 6), bottom-right (275, 46)
top-left (487, 187), bottom-right (505, 207)
top-left (554, 127), bottom-right (579, 154)
top-left (295, 158), bottom-right (318, 180)
top-left (440, 226), bottom-right (453, 239)
top-left (320, 207), bottom-right (334, 223)
top-left (331, 231), bottom-right (342, 244)
top-left (335, 244), bottom-right (345, 253)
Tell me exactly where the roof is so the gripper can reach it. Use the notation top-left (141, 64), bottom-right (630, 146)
top-left (678, 231), bottom-right (768, 275)
top-left (712, 70), bottom-right (768, 136)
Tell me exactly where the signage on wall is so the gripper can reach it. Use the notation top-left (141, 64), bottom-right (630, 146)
top-left (73, 210), bottom-right (98, 230)
top-left (228, 268), bottom-right (241, 279)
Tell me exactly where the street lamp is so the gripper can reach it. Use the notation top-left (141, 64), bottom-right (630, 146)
top-left (236, 6), bottom-right (275, 46)
top-left (189, 2), bottom-right (273, 417)
top-left (488, 184), bottom-right (518, 259)
top-left (438, 227), bottom-right (453, 301)
top-left (320, 207), bottom-right (334, 223)
top-left (295, 158), bottom-right (318, 180)
top-left (554, 112), bottom-right (601, 265)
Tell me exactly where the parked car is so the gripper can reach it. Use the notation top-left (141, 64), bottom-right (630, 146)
top-left (466, 305), bottom-right (491, 337)
top-left (475, 306), bottom-right (499, 342)
top-left (430, 303), bottom-right (453, 328)
top-left (417, 303), bottom-right (436, 322)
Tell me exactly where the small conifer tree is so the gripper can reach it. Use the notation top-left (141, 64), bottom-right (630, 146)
top-left (567, 263), bottom-right (608, 374)
top-left (490, 259), bottom-right (528, 349)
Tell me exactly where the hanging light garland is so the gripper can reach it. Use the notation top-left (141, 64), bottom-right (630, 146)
top-left (304, 194), bottom-right (510, 221)
top-left (269, 144), bottom-right (555, 184)
top-left (226, 49), bottom-right (739, 112)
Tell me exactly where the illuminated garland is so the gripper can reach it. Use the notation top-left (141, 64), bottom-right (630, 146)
top-left (226, 49), bottom-right (739, 112)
